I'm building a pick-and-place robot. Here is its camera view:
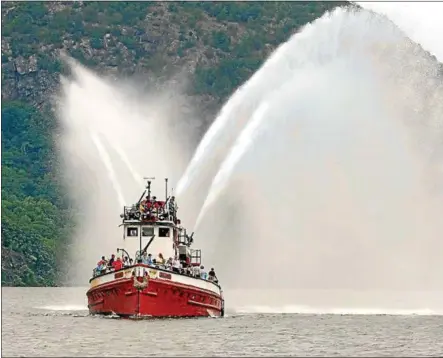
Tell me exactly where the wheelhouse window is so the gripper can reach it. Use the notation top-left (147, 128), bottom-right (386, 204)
top-left (127, 227), bottom-right (138, 237)
top-left (159, 227), bottom-right (170, 237)
top-left (142, 226), bottom-right (155, 237)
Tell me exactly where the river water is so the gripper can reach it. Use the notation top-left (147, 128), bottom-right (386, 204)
top-left (2, 287), bottom-right (443, 357)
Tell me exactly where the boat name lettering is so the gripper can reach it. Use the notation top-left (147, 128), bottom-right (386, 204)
top-left (159, 272), bottom-right (171, 280)
top-left (91, 287), bottom-right (119, 300)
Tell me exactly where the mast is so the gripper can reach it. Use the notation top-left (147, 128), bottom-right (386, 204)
top-left (144, 176), bottom-right (155, 198)
top-left (165, 178), bottom-right (168, 202)
top-left (139, 177), bottom-right (155, 260)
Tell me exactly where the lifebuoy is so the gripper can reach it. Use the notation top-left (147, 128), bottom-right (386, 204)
top-left (133, 275), bottom-right (149, 290)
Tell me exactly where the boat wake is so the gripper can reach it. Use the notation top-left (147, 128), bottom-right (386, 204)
top-left (231, 305), bottom-right (443, 316)
top-left (37, 305), bottom-right (88, 311)
top-left (34, 305), bottom-right (121, 319)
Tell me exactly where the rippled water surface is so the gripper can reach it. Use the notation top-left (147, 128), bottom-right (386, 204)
top-left (2, 288), bottom-right (443, 357)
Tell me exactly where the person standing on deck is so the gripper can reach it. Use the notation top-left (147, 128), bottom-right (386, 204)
top-left (169, 196), bottom-right (178, 219)
top-left (123, 256), bottom-right (130, 267)
top-left (112, 257), bottom-right (123, 271)
top-left (208, 268), bottom-right (217, 282)
top-left (157, 253), bottom-right (166, 265)
top-left (200, 266), bottom-right (207, 280)
top-left (193, 265), bottom-right (201, 278)
top-left (172, 257), bottom-right (182, 273)
top-left (108, 254), bottom-right (115, 268)
top-left (142, 252), bottom-right (149, 265)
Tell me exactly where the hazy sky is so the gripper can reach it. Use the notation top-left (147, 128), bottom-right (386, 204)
top-left (357, 2), bottom-right (443, 63)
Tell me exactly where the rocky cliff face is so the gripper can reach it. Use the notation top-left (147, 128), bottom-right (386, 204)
top-left (1, 2), bottom-right (346, 112)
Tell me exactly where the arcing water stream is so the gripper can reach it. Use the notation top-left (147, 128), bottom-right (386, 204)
top-left (176, 6), bottom-right (443, 309)
top-left (57, 64), bottom-right (198, 283)
top-left (58, 5), bottom-right (443, 312)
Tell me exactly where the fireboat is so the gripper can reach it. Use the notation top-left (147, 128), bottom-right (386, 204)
top-left (86, 177), bottom-right (224, 318)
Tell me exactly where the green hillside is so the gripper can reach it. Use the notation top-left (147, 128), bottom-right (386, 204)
top-left (1, 1), bottom-right (347, 286)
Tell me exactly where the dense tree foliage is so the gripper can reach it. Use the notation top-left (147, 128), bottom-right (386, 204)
top-left (1, 102), bottom-right (71, 286)
top-left (1, 1), bottom-right (347, 285)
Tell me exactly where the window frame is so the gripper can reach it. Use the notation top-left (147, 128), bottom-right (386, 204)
top-left (126, 227), bottom-right (139, 237)
top-left (142, 226), bottom-right (155, 237)
top-left (159, 227), bottom-right (170, 237)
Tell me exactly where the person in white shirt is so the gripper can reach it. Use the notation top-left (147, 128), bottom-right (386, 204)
top-left (123, 256), bottom-right (130, 267)
top-left (193, 265), bottom-right (201, 278)
top-left (172, 257), bottom-right (182, 273)
top-left (200, 265), bottom-right (207, 280)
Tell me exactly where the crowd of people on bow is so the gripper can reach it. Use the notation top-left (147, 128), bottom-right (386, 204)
top-left (93, 252), bottom-right (218, 283)
top-left (94, 254), bottom-right (132, 275)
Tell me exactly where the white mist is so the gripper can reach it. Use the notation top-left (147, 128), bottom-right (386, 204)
top-left (56, 60), bottom-right (198, 284)
top-left (180, 7), bottom-right (443, 312)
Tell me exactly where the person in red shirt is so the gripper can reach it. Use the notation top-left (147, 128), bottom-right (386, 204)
top-left (112, 257), bottom-right (123, 271)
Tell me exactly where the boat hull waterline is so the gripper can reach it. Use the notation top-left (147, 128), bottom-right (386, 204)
top-left (87, 264), bottom-right (224, 318)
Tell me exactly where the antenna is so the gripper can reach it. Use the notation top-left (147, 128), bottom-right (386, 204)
top-left (144, 176), bottom-right (155, 185)
top-left (143, 177), bottom-right (155, 198)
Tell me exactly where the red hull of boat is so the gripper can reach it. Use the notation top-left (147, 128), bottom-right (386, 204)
top-left (87, 275), bottom-right (223, 318)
